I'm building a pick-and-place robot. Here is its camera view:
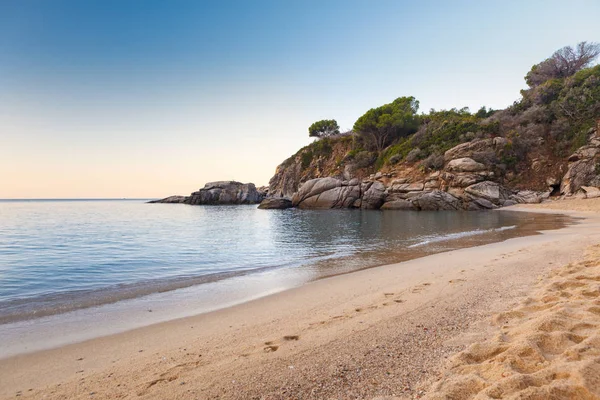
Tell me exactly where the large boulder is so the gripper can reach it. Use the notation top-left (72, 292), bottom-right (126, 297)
top-left (559, 126), bottom-right (600, 196)
top-left (560, 159), bottom-right (597, 196)
top-left (188, 181), bottom-right (264, 205)
top-left (361, 181), bottom-right (386, 209)
top-left (258, 197), bottom-right (293, 209)
top-left (446, 157), bottom-right (487, 173)
top-left (510, 190), bottom-right (547, 204)
top-left (464, 181), bottom-right (512, 206)
top-left (414, 190), bottom-right (462, 211)
top-left (441, 172), bottom-right (485, 188)
top-left (576, 186), bottom-right (600, 199)
top-left (291, 178), bottom-right (362, 209)
top-left (444, 137), bottom-right (508, 162)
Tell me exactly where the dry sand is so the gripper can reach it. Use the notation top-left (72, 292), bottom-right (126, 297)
top-left (2, 198), bottom-right (600, 400)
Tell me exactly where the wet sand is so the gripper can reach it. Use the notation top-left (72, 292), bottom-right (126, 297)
top-left (1, 200), bottom-right (600, 399)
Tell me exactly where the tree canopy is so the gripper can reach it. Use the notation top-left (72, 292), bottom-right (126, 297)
top-left (526, 41), bottom-right (600, 87)
top-left (308, 119), bottom-right (340, 138)
top-left (353, 96), bottom-right (420, 152)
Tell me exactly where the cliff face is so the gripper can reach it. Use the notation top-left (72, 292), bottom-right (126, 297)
top-left (268, 136), bottom-right (359, 198)
top-left (265, 124), bottom-right (600, 210)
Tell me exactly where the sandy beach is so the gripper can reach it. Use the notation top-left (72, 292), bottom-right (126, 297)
top-left (2, 200), bottom-right (600, 399)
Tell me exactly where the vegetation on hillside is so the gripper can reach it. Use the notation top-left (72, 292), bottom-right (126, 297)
top-left (308, 119), bottom-right (340, 138)
top-left (294, 42), bottom-right (599, 179)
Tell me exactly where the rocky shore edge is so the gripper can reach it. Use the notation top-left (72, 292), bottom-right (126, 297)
top-left (152, 126), bottom-right (600, 211)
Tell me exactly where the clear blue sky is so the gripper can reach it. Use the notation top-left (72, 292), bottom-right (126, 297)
top-left (2, 0), bottom-right (599, 198)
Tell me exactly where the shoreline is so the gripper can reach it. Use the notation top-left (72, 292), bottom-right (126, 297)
top-left (1, 201), bottom-right (599, 399)
top-left (0, 210), bottom-right (570, 359)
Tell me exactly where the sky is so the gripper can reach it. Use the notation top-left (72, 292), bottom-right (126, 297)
top-left (1, 0), bottom-right (599, 198)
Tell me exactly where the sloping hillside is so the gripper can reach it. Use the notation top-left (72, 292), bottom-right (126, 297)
top-left (266, 43), bottom-right (600, 209)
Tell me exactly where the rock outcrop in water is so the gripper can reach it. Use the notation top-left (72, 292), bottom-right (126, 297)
top-left (150, 181), bottom-right (265, 205)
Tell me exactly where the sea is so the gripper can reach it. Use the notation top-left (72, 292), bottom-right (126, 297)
top-left (0, 199), bottom-right (571, 357)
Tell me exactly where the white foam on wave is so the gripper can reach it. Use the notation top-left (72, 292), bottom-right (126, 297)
top-left (407, 225), bottom-right (517, 248)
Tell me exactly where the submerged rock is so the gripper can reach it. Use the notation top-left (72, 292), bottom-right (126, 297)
top-left (380, 199), bottom-right (417, 210)
top-left (258, 197), bottom-right (293, 209)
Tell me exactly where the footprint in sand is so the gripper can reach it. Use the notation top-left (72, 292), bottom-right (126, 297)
top-left (411, 282), bottom-right (432, 293)
top-left (263, 335), bottom-right (300, 353)
top-left (263, 343), bottom-right (279, 352)
top-left (140, 360), bottom-right (202, 394)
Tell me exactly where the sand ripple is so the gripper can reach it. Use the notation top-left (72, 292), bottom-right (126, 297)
top-left (425, 244), bottom-right (600, 399)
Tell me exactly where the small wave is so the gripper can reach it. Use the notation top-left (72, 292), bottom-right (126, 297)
top-left (408, 225), bottom-right (517, 248)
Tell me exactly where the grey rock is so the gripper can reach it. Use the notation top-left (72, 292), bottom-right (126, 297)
top-left (380, 199), bottom-right (417, 210)
top-left (578, 186), bottom-right (600, 199)
top-left (443, 172), bottom-right (484, 188)
top-left (361, 181), bottom-right (386, 209)
top-left (257, 186), bottom-right (269, 198)
top-left (390, 178), bottom-right (409, 185)
top-left (424, 179), bottom-right (440, 189)
top-left (502, 200), bottom-right (518, 207)
top-left (152, 181), bottom-right (264, 206)
top-left (343, 163), bottom-right (356, 180)
top-left (268, 159), bottom-right (305, 198)
top-left (560, 159), bottom-right (596, 195)
top-left (468, 198), bottom-right (497, 210)
top-left (575, 145), bottom-right (600, 160)
top-left (258, 197), bottom-right (293, 209)
top-left (465, 181), bottom-right (512, 206)
top-left (188, 181), bottom-right (264, 205)
top-left (511, 190), bottom-right (544, 204)
top-left (444, 138), bottom-right (507, 162)
top-left (292, 178), bottom-right (362, 209)
top-left (446, 158), bottom-right (487, 173)
top-left (589, 175), bottom-right (600, 187)
top-left (414, 190), bottom-right (462, 211)
top-left (389, 182), bottom-right (425, 193)
top-left (148, 195), bottom-right (188, 204)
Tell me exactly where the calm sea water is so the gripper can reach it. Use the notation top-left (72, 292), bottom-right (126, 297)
top-left (0, 199), bottom-right (570, 325)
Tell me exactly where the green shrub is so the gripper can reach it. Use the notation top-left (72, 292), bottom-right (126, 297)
top-left (301, 151), bottom-right (313, 169)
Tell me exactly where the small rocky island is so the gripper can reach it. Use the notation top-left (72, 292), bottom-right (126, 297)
top-left (150, 181), bottom-right (267, 205)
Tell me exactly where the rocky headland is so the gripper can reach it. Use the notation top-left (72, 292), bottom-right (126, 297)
top-left (260, 124), bottom-right (600, 211)
top-left (154, 46), bottom-right (600, 212)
